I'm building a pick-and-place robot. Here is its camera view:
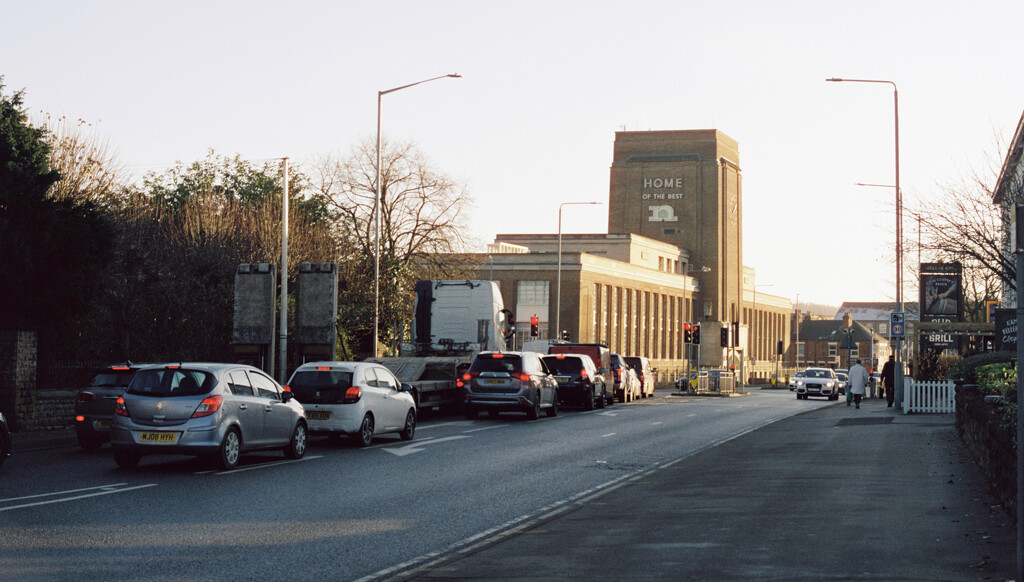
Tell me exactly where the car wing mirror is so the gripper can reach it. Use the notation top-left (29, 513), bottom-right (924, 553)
top-left (282, 391), bottom-right (295, 402)
top-left (400, 382), bottom-right (414, 392)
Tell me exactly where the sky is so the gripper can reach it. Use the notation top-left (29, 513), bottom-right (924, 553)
top-left (3, 0), bottom-right (1022, 308)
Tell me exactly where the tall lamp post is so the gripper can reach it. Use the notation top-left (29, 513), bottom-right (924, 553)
top-left (555, 201), bottom-right (602, 340)
top-left (374, 73), bottom-right (461, 358)
top-left (826, 77), bottom-right (903, 406)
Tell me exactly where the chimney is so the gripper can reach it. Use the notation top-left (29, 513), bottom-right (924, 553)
top-left (842, 312), bottom-right (852, 329)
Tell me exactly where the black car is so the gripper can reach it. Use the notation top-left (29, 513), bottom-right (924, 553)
top-left (0, 411), bottom-right (10, 470)
top-left (74, 363), bottom-right (149, 451)
top-left (542, 353), bottom-right (607, 410)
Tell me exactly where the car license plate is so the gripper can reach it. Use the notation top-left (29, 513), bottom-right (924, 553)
top-left (307, 411), bottom-right (331, 421)
top-left (555, 375), bottom-right (571, 384)
top-left (96, 419), bottom-right (112, 430)
top-left (138, 431), bottom-right (179, 443)
top-left (484, 379), bottom-right (505, 385)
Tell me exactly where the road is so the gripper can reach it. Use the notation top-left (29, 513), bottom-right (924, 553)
top-left (0, 390), bottom-right (829, 581)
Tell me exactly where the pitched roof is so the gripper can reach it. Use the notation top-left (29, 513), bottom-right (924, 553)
top-left (833, 302), bottom-right (920, 321)
top-left (796, 320), bottom-right (885, 342)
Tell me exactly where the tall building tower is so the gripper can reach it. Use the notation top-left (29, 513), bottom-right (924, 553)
top-left (608, 130), bottom-right (743, 324)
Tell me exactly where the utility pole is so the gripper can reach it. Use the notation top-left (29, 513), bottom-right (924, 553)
top-left (279, 158), bottom-right (289, 384)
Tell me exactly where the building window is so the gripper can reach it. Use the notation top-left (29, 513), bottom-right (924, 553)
top-left (828, 342), bottom-right (838, 357)
top-left (851, 345), bottom-right (860, 357)
top-left (518, 280), bottom-right (549, 305)
top-left (796, 342), bottom-right (804, 357)
top-left (878, 323), bottom-right (887, 334)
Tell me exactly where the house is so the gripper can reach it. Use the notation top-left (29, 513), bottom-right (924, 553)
top-left (788, 312), bottom-right (892, 372)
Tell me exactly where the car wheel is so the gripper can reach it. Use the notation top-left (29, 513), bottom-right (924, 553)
top-left (355, 413), bottom-right (374, 447)
top-left (218, 428), bottom-right (241, 470)
top-left (284, 422), bottom-right (307, 460)
top-left (584, 387), bottom-right (595, 411)
top-left (527, 398), bottom-right (540, 420)
top-left (114, 450), bottom-right (141, 469)
top-left (400, 409), bottom-right (416, 441)
top-left (546, 392), bottom-right (559, 417)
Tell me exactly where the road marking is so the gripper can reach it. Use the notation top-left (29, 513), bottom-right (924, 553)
top-left (208, 455), bottom-right (322, 475)
top-left (381, 435), bottom-right (470, 457)
top-left (463, 425), bottom-right (503, 434)
top-left (600, 433), bottom-right (616, 438)
top-left (651, 421), bottom-right (663, 426)
top-left (598, 411), bottom-right (619, 417)
top-left (0, 483), bottom-right (157, 512)
top-left (418, 421), bottom-right (474, 431)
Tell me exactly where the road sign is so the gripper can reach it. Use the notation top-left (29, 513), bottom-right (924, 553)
top-left (689, 371), bottom-right (698, 389)
top-left (890, 312), bottom-right (905, 337)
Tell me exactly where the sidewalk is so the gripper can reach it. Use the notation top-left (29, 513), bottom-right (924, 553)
top-left (400, 398), bottom-right (1015, 581)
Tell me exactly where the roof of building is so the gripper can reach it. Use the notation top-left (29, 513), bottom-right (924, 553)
top-left (796, 320), bottom-right (884, 342)
top-left (833, 302), bottom-right (920, 321)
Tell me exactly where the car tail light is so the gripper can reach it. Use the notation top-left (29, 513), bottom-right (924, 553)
top-left (282, 385), bottom-right (291, 392)
top-left (554, 355), bottom-right (566, 359)
top-left (111, 366), bottom-right (130, 371)
top-left (316, 366), bottom-right (331, 371)
top-left (191, 395), bottom-right (223, 418)
top-left (456, 379), bottom-right (464, 388)
top-left (343, 387), bottom-right (362, 404)
top-left (114, 396), bottom-right (129, 417)
top-left (580, 369), bottom-right (589, 380)
top-left (75, 415), bottom-right (85, 422)
top-left (78, 391), bottom-right (96, 403)
top-left (489, 353), bottom-right (505, 359)
top-left (517, 373), bottom-right (530, 382)
top-left (615, 368), bottom-right (622, 382)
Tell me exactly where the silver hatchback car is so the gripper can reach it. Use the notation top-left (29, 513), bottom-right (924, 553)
top-left (111, 363), bottom-right (307, 469)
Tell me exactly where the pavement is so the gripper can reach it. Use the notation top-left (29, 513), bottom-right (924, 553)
top-left (396, 393), bottom-right (1016, 582)
top-left (6, 393), bottom-right (1017, 581)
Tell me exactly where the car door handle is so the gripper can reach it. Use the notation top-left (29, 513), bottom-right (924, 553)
top-left (264, 406), bottom-right (273, 412)
top-left (239, 404), bottom-right (247, 410)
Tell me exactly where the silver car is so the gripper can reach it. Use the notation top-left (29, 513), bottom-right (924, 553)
top-left (111, 363), bottom-right (307, 469)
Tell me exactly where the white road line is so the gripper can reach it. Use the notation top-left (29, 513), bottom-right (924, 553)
top-left (651, 421), bottom-right (663, 426)
top-left (0, 483), bottom-right (132, 503)
top-left (600, 433), bottom-right (616, 438)
top-left (211, 455), bottom-right (322, 475)
top-left (381, 436), bottom-right (470, 457)
top-left (0, 484), bottom-right (157, 512)
top-left (463, 425), bottom-right (504, 434)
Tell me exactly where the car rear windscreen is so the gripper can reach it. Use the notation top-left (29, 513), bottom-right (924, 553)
top-left (469, 355), bottom-right (522, 374)
top-left (542, 357), bottom-right (582, 374)
top-left (127, 369), bottom-right (213, 397)
top-left (90, 370), bottom-right (135, 387)
top-left (288, 370), bottom-right (354, 404)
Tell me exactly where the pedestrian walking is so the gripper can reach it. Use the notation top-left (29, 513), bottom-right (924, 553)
top-left (847, 358), bottom-right (869, 409)
top-left (881, 355), bottom-right (895, 407)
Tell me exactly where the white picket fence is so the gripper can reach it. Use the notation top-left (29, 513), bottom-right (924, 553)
top-left (903, 378), bottom-right (956, 414)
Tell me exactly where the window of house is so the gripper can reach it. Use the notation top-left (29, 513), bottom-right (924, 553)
top-left (828, 342), bottom-right (837, 357)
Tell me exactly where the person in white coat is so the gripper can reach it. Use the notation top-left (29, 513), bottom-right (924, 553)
top-left (847, 358), bottom-right (870, 409)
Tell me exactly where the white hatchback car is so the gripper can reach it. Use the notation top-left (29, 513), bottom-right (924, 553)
top-left (285, 361), bottom-right (416, 447)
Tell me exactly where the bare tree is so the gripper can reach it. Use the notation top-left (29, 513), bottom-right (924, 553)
top-left (309, 138), bottom-right (477, 353)
top-left (40, 113), bottom-right (129, 205)
top-left (909, 143), bottom-right (1019, 321)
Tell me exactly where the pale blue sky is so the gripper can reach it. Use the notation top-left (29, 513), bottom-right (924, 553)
top-left (3, 0), bottom-right (1022, 307)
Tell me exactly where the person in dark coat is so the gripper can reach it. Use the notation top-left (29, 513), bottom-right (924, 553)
top-left (881, 355), bottom-right (896, 407)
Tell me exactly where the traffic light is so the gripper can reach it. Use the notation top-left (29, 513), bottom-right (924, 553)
top-left (692, 323), bottom-right (701, 344)
top-left (683, 322), bottom-right (693, 343)
top-left (720, 326), bottom-right (729, 348)
top-left (530, 315), bottom-right (539, 337)
top-left (560, 329), bottom-right (570, 341)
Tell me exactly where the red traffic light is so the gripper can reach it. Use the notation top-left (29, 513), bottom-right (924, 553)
top-left (684, 322), bottom-right (692, 331)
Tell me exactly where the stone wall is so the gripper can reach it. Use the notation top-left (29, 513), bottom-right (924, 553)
top-left (955, 384), bottom-right (1016, 519)
top-left (0, 330), bottom-right (76, 432)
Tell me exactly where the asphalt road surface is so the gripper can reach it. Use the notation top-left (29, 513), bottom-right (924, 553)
top-left (0, 390), bottom-right (828, 581)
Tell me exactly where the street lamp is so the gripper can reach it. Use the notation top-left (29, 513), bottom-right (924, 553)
top-left (555, 201), bottom-right (602, 340)
top-left (374, 73), bottom-right (461, 358)
top-left (826, 77), bottom-right (904, 406)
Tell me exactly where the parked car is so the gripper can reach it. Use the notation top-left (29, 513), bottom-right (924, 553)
top-left (0, 411), bottom-right (10, 471)
top-left (835, 372), bottom-right (849, 395)
top-left (111, 363), bottom-right (307, 469)
top-left (542, 353), bottom-right (606, 410)
top-left (610, 354), bottom-right (641, 402)
top-left (285, 361), bottom-right (416, 447)
top-left (463, 351), bottom-right (558, 420)
top-left (794, 367), bottom-right (839, 400)
top-left (74, 363), bottom-right (150, 451)
top-left (788, 370), bottom-right (806, 391)
top-left (624, 356), bottom-right (656, 398)
top-left (549, 343), bottom-right (613, 406)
